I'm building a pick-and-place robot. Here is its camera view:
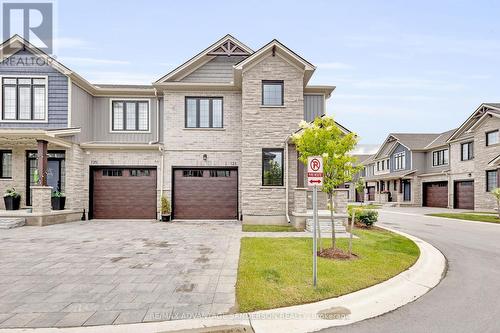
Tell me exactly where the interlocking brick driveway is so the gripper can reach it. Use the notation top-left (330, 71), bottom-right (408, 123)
top-left (0, 220), bottom-right (241, 328)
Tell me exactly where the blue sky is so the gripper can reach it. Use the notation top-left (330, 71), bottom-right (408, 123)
top-left (49, 0), bottom-right (499, 146)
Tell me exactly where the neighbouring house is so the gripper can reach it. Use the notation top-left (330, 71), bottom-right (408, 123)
top-left (0, 34), bottom-right (349, 225)
top-left (362, 103), bottom-right (500, 210)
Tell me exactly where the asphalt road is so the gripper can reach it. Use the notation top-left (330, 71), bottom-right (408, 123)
top-left (319, 208), bottom-right (500, 333)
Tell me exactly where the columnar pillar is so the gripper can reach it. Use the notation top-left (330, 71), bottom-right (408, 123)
top-left (37, 140), bottom-right (48, 186)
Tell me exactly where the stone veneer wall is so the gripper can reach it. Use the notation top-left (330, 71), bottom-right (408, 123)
top-left (241, 54), bottom-right (304, 223)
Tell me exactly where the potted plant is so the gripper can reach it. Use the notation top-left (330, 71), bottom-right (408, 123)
top-left (51, 191), bottom-right (66, 210)
top-left (3, 187), bottom-right (21, 210)
top-left (160, 195), bottom-right (171, 222)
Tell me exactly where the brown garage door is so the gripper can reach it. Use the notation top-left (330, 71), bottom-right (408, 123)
top-left (173, 169), bottom-right (238, 220)
top-left (455, 181), bottom-right (474, 209)
top-left (92, 167), bottom-right (157, 219)
top-left (423, 182), bottom-right (448, 208)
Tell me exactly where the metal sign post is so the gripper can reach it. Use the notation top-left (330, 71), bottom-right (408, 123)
top-left (307, 156), bottom-right (324, 288)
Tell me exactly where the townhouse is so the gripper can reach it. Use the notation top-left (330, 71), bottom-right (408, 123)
top-left (0, 34), bottom-right (348, 225)
top-left (361, 103), bottom-right (500, 210)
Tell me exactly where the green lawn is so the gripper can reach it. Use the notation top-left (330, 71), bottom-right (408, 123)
top-left (348, 204), bottom-right (382, 210)
top-left (427, 213), bottom-right (500, 224)
top-left (236, 229), bottom-right (419, 312)
top-left (242, 224), bottom-right (301, 232)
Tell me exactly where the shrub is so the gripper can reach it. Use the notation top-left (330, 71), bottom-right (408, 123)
top-left (357, 210), bottom-right (378, 227)
top-left (160, 196), bottom-right (171, 215)
top-left (348, 207), bottom-right (378, 227)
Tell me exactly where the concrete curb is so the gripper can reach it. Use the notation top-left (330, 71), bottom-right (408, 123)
top-left (0, 227), bottom-right (446, 333)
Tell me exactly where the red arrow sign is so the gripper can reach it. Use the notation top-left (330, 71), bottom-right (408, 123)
top-left (309, 179), bottom-right (322, 184)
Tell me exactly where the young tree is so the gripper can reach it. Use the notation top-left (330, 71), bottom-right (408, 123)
top-left (355, 177), bottom-right (365, 205)
top-left (491, 188), bottom-right (500, 219)
top-left (293, 116), bottom-right (361, 251)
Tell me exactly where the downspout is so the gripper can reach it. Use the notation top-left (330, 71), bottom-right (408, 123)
top-left (154, 89), bottom-right (164, 217)
top-left (284, 134), bottom-right (291, 224)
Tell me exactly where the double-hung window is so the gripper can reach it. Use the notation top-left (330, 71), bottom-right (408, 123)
top-left (486, 170), bottom-right (498, 192)
top-left (461, 142), bottom-right (474, 161)
top-left (0, 150), bottom-right (12, 178)
top-left (1, 77), bottom-right (47, 121)
top-left (486, 130), bottom-right (499, 146)
top-left (394, 152), bottom-right (406, 170)
top-left (432, 149), bottom-right (449, 166)
top-left (262, 80), bottom-right (284, 106)
top-left (112, 100), bottom-right (149, 131)
top-left (262, 148), bottom-right (284, 186)
top-left (185, 97), bottom-right (223, 128)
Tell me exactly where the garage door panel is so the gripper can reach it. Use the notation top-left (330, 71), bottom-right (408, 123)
top-left (455, 181), bottom-right (474, 209)
top-left (93, 168), bottom-right (157, 219)
top-left (424, 182), bottom-right (448, 208)
top-left (173, 169), bottom-right (238, 220)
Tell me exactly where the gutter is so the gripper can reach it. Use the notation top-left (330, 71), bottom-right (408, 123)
top-left (284, 134), bottom-right (291, 224)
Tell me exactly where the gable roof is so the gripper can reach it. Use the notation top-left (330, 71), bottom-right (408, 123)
top-left (154, 34), bottom-right (253, 83)
top-left (0, 35), bottom-right (155, 96)
top-left (233, 39), bottom-right (316, 86)
top-left (424, 128), bottom-right (456, 149)
top-left (448, 103), bottom-right (500, 142)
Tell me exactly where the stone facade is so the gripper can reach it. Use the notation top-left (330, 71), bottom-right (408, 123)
top-left (31, 186), bottom-right (52, 213)
top-left (240, 54), bottom-right (304, 223)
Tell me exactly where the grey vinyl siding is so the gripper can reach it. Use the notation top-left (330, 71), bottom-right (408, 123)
top-left (70, 83), bottom-right (93, 142)
top-left (92, 97), bottom-right (158, 143)
top-left (424, 146), bottom-right (450, 173)
top-left (181, 56), bottom-right (246, 83)
top-left (304, 94), bottom-right (324, 122)
top-left (411, 151), bottom-right (426, 174)
top-left (0, 49), bottom-right (68, 128)
top-left (390, 143), bottom-right (411, 172)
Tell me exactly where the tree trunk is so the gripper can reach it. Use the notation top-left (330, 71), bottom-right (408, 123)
top-left (329, 192), bottom-right (336, 250)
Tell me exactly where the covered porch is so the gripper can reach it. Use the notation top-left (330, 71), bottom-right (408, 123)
top-left (364, 170), bottom-right (416, 205)
top-left (0, 129), bottom-right (83, 226)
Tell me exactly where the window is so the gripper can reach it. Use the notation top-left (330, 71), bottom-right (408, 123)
top-left (486, 130), bottom-right (499, 146)
top-left (386, 159), bottom-right (390, 170)
top-left (0, 150), bottom-right (12, 178)
top-left (394, 152), bottom-right (406, 170)
top-left (103, 169), bottom-right (122, 177)
top-left (1, 77), bottom-right (47, 121)
top-left (130, 169), bottom-right (150, 177)
top-left (262, 148), bottom-right (284, 186)
top-left (210, 170), bottom-right (230, 177)
top-left (112, 100), bottom-right (149, 131)
top-left (377, 161), bottom-right (380, 171)
top-left (487, 170), bottom-right (498, 192)
top-left (185, 97), bottom-right (223, 128)
top-left (432, 149), bottom-right (449, 166)
top-left (262, 80), bottom-right (283, 106)
top-left (183, 170), bottom-right (203, 177)
top-left (461, 142), bottom-right (474, 161)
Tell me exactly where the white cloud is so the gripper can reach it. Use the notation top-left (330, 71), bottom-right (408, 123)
top-left (58, 56), bottom-right (130, 65)
top-left (352, 144), bottom-right (380, 155)
top-left (53, 37), bottom-right (93, 50)
top-left (84, 71), bottom-right (155, 85)
top-left (334, 77), bottom-right (465, 92)
top-left (334, 93), bottom-right (440, 101)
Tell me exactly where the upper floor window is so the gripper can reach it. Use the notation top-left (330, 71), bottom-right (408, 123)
top-left (0, 150), bottom-right (12, 178)
top-left (185, 97), bottom-right (223, 128)
top-left (262, 80), bottom-right (283, 106)
top-left (486, 130), bottom-right (499, 146)
top-left (377, 161), bottom-right (380, 171)
top-left (262, 148), bottom-right (283, 186)
top-left (112, 100), bottom-right (149, 132)
top-left (432, 149), bottom-right (449, 166)
top-left (486, 170), bottom-right (498, 192)
top-left (461, 142), bottom-right (474, 161)
top-left (394, 152), bottom-right (406, 170)
top-left (1, 77), bottom-right (47, 122)
top-left (386, 159), bottom-right (390, 170)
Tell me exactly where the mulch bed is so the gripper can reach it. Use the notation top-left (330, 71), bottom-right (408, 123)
top-left (317, 247), bottom-right (358, 260)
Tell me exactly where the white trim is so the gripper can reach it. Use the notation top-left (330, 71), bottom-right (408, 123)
top-left (430, 148), bottom-right (450, 168)
top-left (0, 75), bottom-right (49, 123)
top-left (467, 111), bottom-right (500, 132)
top-left (108, 98), bottom-right (152, 134)
top-left (67, 77), bottom-right (72, 127)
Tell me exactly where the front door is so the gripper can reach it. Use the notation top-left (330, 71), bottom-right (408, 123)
top-left (403, 180), bottom-right (411, 201)
top-left (26, 151), bottom-right (65, 206)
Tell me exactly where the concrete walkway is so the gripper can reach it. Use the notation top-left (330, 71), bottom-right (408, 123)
top-left (0, 222), bottom-right (445, 333)
top-left (0, 220), bottom-right (241, 328)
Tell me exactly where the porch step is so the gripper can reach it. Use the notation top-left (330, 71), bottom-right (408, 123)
top-left (0, 217), bottom-right (25, 229)
top-left (306, 219), bottom-right (347, 233)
